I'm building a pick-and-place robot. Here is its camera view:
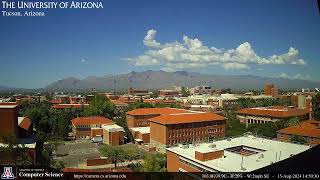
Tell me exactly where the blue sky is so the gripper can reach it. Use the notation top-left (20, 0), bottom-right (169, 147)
top-left (0, 0), bottom-right (319, 88)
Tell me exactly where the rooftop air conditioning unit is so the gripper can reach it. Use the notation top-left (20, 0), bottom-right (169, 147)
top-left (209, 144), bottom-right (216, 148)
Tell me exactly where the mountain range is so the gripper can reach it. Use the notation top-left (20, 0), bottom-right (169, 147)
top-left (42, 70), bottom-right (320, 91)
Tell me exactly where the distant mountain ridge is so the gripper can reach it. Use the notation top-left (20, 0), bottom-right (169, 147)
top-left (44, 70), bottom-right (320, 91)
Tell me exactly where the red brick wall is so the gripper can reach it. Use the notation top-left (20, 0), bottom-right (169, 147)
top-left (0, 107), bottom-right (19, 142)
top-left (195, 150), bottom-right (224, 161)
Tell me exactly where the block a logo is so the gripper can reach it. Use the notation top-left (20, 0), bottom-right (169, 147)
top-left (1, 167), bottom-right (15, 179)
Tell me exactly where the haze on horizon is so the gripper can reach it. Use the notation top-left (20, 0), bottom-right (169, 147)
top-left (0, 0), bottom-right (319, 89)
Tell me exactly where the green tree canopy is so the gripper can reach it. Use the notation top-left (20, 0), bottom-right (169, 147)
top-left (83, 94), bottom-right (115, 118)
top-left (142, 153), bottom-right (167, 172)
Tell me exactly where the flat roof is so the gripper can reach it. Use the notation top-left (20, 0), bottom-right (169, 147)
top-left (237, 106), bottom-right (309, 118)
top-left (102, 124), bottom-right (124, 132)
top-left (130, 127), bottom-right (150, 134)
top-left (0, 105), bottom-right (18, 108)
top-left (167, 135), bottom-right (310, 172)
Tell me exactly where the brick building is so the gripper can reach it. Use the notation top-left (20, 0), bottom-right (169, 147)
top-left (128, 87), bottom-right (149, 96)
top-left (158, 90), bottom-right (179, 98)
top-left (264, 84), bottom-right (279, 97)
top-left (130, 127), bottom-right (150, 144)
top-left (71, 116), bottom-right (124, 146)
top-left (126, 108), bottom-right (188, 129)
top-left (71, 116), bottom-right (114, 139)
top-left (167, 136), bottom-right (309, 173)
top-left (237, 106), bottom-right (309, 127)
top-left (0, 104), bottom-right (36, 164)
top-left (149, 112), bottom-right (226, 152)
top-left (277, 120), bottom-right (320, 146)
top-left (0, 104), bottom-right (19, 141)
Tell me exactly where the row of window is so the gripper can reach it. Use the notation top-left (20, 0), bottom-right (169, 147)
top-left (208, 128), bottom-right (223, 133)
top-left (167, 121), bottom-right (224, 129)
top-left (135, 121), bottom-right (149, 126)
top-left (168, 128), bottom-right (223, 138)
top-left (168, 137), bottom-right (209, 145)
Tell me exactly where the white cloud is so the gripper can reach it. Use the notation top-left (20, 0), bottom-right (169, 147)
top-left (127, 29), bottom-right (307, 71)
top-left (81, 59), bottom-right (87, 63)
top-left (222, 63), bottom-right (250, 70)
top-left (279, 73), bottom-right (310, 80)
top-left (279, 72), bottom-right (289, 79)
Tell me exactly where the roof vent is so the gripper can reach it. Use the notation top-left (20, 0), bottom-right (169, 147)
top-left (209, 143), bottom-right (216, 148)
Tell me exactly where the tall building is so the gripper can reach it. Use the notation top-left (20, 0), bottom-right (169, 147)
top-left (264, 84), bottom-right (279, 97)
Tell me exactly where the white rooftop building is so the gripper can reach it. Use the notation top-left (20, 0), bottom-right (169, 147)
top-left (167, 135), bottom-right (310, 172)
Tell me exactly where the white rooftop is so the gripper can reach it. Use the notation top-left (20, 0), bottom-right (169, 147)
top-left (0, 105), bottom-right (18, 108)
top-left (102, 124), bottom-right (124, 132)
top-left (130, 127), bottom-right (150, 134)
top-left (167, 135), bottom-right (310, 172)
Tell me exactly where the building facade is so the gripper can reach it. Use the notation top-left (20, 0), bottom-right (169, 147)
top-left (237, 106), bottom-right (309, 127)
top-left (149, 112), bottom-right (226, 153)
top-left (277, 120), bottom-right (320, 146)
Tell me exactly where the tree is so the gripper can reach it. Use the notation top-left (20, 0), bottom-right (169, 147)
top-left (83, 95), bottom-right (115, 118)
top-left (224, 109), bottom-right (247, 137)
top-left (142, 153), bottom-right (167, 172)
top-left (285, 117), bottom-right (300, 127)
top-left (247, 121), bottom-right (285, 138)
top-left (181, 87), bottom-right (190, 97)
top-left (312, 92), bottom-right (320, 120)
top-left (99, 145), bottom-right (126, 168)
top-left (0, 134), bottom-right (32, 165)
top-left (290, 135), bottom-right (307, 144)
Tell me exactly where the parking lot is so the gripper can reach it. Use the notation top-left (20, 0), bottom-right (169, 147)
top-left (53, 140), bottom-right (102, 167)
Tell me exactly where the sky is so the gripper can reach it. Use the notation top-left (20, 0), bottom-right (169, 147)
top-left (0, 0), bottom-right (319, 88)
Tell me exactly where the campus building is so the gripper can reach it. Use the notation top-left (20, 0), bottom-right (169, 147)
top-left (128, 87), bottom-right (149, 96)
top-left (126, 108), bottom-right (188, 129)
top-left (130, 126), bottom-right (150, 144)
top-left (277, 120), bottom-right (320, 146)
top-left (167, 135), bottom-right (310, 173)
top-left (236, 106), bottom-right (309, 127)
top-left (264, 84), bottom-right (279, 97)
top-left (149, 112), bottom-right (226, 152)
top-left (71, 116), bottom-right (124, 146)
top-left (158, 90), bottom-right (179, 98)
top-left (0, 103), bottom-right (36, 163)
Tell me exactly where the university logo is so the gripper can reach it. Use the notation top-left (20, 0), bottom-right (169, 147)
top-left (1, 167), bottom-right (15, 180)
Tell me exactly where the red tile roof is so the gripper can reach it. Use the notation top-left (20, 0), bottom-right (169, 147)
top-left (52, 104), bottom-right (89, 109)
top-left (111, 100), bottom-right (128, 106)
top-left (278, 120), bottom-right (320, 138)
top-left (149, 112), bottom-right (226, 125)
top-left (126, 108), bottom-right (188, 116)
top-left (237, 106), bottom-right (309, 118)
top-left (50, 99), bottom-right (61, 104)
top-left (18, 117), bottom-right (32, 130)
top-left (71, 116), bottom-right (113, 126)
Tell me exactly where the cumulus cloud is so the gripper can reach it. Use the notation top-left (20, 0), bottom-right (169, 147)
top-left (279, 73), bottom-right (310, 80)
top-left (126, 29), bottom-right (307, 71)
